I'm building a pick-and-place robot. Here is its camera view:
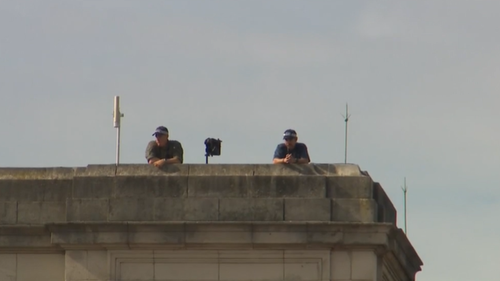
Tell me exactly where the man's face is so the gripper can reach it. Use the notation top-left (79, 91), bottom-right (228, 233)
top-left (155, 133), bottom-right (169, 147)
top-left (284, 137), bottom-right (297, 148)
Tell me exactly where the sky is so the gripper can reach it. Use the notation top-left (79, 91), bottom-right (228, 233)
top-left (1, 1), bottom-right (499, 280)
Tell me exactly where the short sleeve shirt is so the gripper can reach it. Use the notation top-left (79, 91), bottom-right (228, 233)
top-left (273, 143), bottom-right (310, 162)
top-left (145, 140), bottom-right (184, 163)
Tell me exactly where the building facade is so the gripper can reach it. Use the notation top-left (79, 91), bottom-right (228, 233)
top-left (0, 163), bottom-right (422, 281)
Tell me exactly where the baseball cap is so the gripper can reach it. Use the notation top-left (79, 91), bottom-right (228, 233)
top-left (283, 129), bottom-right (297, 139)
top-left (152, 126), bottom-right (169, 136)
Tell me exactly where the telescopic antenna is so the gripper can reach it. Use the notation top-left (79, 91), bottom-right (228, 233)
top-left (341, 103), bottom-right (351, 163)
top-left (113, 96), bottom-right (124, 166)
top-left (401, 177), bottom-right (408, 235)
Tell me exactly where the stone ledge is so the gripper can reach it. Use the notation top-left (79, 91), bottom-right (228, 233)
top-left (0, 163), bottom-right (367, 179)
top-left (0, 221), bottom-right (422, 279)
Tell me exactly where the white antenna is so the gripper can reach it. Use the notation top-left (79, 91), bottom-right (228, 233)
top-left (113, 96), bottom-right (124, 166)
top-left (401, 177), bottom-right (408, 235)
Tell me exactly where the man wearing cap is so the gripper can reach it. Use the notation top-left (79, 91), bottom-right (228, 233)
top-left (273, 129), bottom-right (310, 164)
top-left (145, 126), bottom-right (184, 167)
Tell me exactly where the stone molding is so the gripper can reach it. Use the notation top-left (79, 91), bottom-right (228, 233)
top-left (0, 221), bottom-right (422, 278)
top-left (108, 250), bottom-right (330, 281)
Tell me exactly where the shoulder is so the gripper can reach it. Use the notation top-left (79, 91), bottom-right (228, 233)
top-left (146, 140), bottom-right (157, 148)
top-left (296, 143), bottom-right (308, 149)
top-left (275, 143), bottom-right (286, 149)
top-left (168, 140), bottom-right (183, 148)
top-left (169, 140), bottom-right (182, 146)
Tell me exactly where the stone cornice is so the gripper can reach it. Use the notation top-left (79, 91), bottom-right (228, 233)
top-left (0, 221), bottom-right (422, 277)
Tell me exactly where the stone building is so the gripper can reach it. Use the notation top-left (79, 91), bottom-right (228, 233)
top-left (0, 163), bottom-right (422, 281)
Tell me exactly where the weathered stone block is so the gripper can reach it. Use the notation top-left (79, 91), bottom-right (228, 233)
top-left (114, 176), bottom-right (156, 198)
top-left (113, 176), bottom-right (187, 198)
top-left (253, 199), bottom-right (283, 221)
top-left (219, 198), bottom-right (253, 221)
top-left (65, 251), bottom-right (89, 280)
top-left (18, 201), bottom-right (66, 224)
top-left (0, 254), bottom-right (16, 281)
top-left (156, 176), bottom-right (188, 197)
top-left (331, 251), bottom-right (351, 280)
top-left (0, 234), bottom-right (52, 247)
top-left (0, 180), bottom-right (45, 201)
top-left (153, 198), bottom-right (184, 221)
top-left (373, 182), bottom-right (397, 224)
top-left (219, 199), bottom-right (283, 221)
top-left (333, 164), bottom-right (363, 176)
top-left (0, 201), bottom-right (17, 224)
top-left (42, 180), bottom-right (72, 201)
top-left (326, 176), bottom-right (372, 198)
top-left (254, 164), bottom-right (324, 176)
top-left (189, 164), bottom-right (255, 176)
top-left (0, 167), bottom-right (73, 179)
top-left (251, 176), bottom-right (326, 198)
top-left (87, 251), bottom-right (109, 280)
top-left (154, 198), bottom-right (218, 221)
top-left (64, 250), bottom-right (109, 281)
top-left (331, 198), bottom-right (377, 222)
top-left (308, 229), bottom-right (343, 244)
top-left (74, 165), bottom-right (115, 177)
top-left (185, 224), bottom-right (252, 244)
top-left (67, 199), bottom-right (109, 221)
top-left (116, 163), bottom-right (188, 176)
top-left (128, 225), bottom-right (185, 244)
top-left (17, 254), bottom-right (65, 281)
top-left (252, 224), bottom-right (308, 244)
top-left (188, 176), bottom-right (251, 197)
top-left (108, 198), bottom-right (154, 221)
top-left (284, 199), bottom-right (331, 221)
top-left (73, 177), bottom-right (113, 198)
top-left (185, 198), bottom-right (219, 221)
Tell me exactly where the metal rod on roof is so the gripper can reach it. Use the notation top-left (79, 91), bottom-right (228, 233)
top-left (341, 103), bottom-right (351, 163)
top-left (113, 96), bottom-right (124, 166)
top-left (401, 177), bottom-right (408, 235)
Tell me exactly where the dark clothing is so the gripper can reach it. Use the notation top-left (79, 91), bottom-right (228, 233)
top-left (145, 140), bottom-right (184, 163)
top-left (273, 143), bottom-right (310, 162)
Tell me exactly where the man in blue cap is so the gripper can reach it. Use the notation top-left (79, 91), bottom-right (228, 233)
top-left (145, 126), bottom-right (184, 167)
top-left (273, 129), bottom-right (310, 164)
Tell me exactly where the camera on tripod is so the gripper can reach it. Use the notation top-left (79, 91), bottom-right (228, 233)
top-left (204, 138), bottom-right (222, 163)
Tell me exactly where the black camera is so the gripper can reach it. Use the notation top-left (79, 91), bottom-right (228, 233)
top-left (204, 138), bottom-right (222, 157)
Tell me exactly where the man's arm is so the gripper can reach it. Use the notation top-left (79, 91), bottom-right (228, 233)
top-left (145, 142), bottom-right (161, 165)
top-left (295, 144), bottom-right (311, 164)
top-left (273, 157), bottom-right (286, 164)
top-left (168, 141), bottom-right (184, 164)
top-left (273, 145), bottom-right (288, 164)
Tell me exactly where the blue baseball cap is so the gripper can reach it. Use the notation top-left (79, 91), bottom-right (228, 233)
top-left (283, 129), bottom-right (297, 139)
top-left (152, 126), bottom-right (169, 136)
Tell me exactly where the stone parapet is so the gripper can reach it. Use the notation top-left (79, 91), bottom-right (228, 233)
top-left (0, 163), bottom-right (421, 281)
top-left (0, 164), bottom-right (395, 225)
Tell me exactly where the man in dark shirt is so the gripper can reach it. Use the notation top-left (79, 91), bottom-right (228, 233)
top-left (273, 129), bottom-right (310, 164)
top-left (145, 126), bottom-right (184, 167)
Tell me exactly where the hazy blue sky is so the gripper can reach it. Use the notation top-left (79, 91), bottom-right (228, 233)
top-left (1, 1), bottom-right (499, 280)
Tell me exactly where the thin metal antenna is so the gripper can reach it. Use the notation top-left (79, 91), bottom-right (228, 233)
top-left (113, 96), bottom-right (125, 166)
top-left (341, 103), bottom-right (351, 163)
top-left (401, 177), bottom-right (408, 235)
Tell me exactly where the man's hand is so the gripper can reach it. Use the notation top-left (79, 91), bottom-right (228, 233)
top-left (284, 154), bottom-right (294, 164)
top-left (153, 159), bottom-right (166, 167)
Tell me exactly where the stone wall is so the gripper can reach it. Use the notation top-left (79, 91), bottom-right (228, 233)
top-left (0, 163), bottom-right (420, 281)
top-left (0, 164), bottom-right (395, 225)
